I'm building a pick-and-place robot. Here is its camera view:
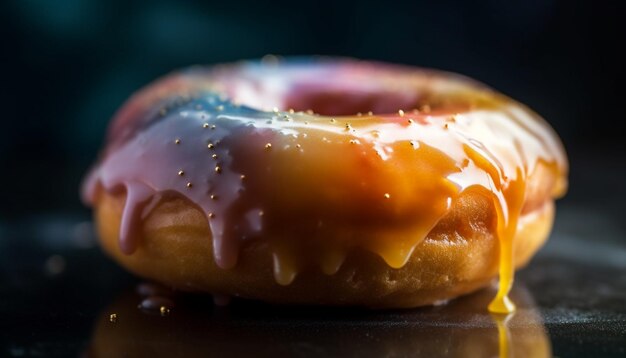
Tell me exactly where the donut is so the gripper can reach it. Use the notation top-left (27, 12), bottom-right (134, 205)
top-left (82, 58), bottom-right (568, 311)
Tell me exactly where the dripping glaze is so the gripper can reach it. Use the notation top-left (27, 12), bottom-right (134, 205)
top-left (82, 60), bottom-right (568, 313)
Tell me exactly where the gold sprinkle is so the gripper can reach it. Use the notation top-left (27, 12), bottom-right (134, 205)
top-left (174, 139), bottom-right (181, 145)
top-left (407, 118), bottom-right (414, 124)
top-left (345, 123), bottom-right (352, 131)
top-left (207, 143), bottom-right (215, 149)
top-left (109, 314), bottom-right (117, 323)
top-left (240, 174), bottom-right (246, 180)
top-left (265, 143), bottom-right (272, 149)
top-left (349, 139), bottom-right (358, 145)
top-left (296, 144), bottom-right (301, 148)
top-left (210, 194), bottom-right (217, 200)
top-left (186, 182), bottom-right (193, 188)
top-left (215, 166), bottom-right (222, 174)
top-left (212, 154), bottom-right (218, 159)
top-left (398, 109), bottom-right (405, 117)
top-left (330, 118), bottom-right (336, 123)
top-left (160, 306), bottom-right (170, 316)
top-left (203, 123), bottom-right (209, 128)
top-left (384, 193), bottom-right (391, 199)
top-left (208, 212), bottom-right (215, 218)
top-left (177, 170), bottom-right (185, 176)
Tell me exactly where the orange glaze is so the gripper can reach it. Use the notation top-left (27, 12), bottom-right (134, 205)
top-left (82, 59), bottom-right (568, 313)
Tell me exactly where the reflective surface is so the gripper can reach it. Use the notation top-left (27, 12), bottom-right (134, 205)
top-left (0, 206), bottom-right (625, 357)
top-left (86, 285), bottom-right (550, 358)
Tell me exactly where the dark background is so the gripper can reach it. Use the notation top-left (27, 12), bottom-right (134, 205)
top-left (0, 0), bottom-right (625, 223)
top-left (1, 1), bottom-right (625, 357)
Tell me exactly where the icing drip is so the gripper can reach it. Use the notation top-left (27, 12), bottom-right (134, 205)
top-left (119, 182), bottom-right (155, 254)
top-left (83, 59), bottom-right (568, 313)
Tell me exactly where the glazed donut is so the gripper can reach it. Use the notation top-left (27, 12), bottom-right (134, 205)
top-left (82, 58), bottom-right (568, 311)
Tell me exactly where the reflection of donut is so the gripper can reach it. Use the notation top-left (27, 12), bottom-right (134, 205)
top-left (86, 285), bottom-right (551, 357)
top-left (82, 58), bottom-right (568, 311)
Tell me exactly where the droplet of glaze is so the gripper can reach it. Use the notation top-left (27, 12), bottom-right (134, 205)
top-left (272, 251), bottom-right (298, 285)
top-left (139, 296), bottom-right (175, 314)
top-left (119, 182), bottom-right (155, 255)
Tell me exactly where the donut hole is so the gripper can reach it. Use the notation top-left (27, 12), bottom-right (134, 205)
top-left (283, 86), bottom-right (422, 116)
top-left (217, 62), bottom-right (428, 116)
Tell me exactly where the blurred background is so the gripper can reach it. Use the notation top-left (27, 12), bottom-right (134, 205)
top-left (1, 1), bottom-right (625, 356)
top-left (0, 0), bottom-right (624, 225)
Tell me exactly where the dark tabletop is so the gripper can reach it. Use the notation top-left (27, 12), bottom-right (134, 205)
top-left (1, 204), bottom-right (625, 358)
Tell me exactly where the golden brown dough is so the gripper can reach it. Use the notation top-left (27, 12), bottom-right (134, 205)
top-left (95, 188), bottom-right (553, 308)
